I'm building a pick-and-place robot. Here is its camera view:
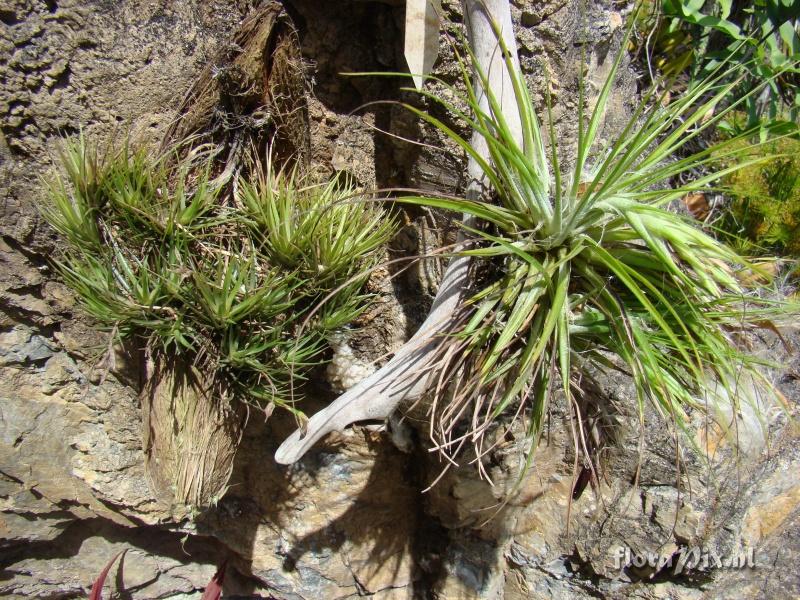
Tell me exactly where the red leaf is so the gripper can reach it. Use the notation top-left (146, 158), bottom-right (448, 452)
top-left (200, 561), bottom-right (227, 600)
top-left (88, 549), bottom-right (127, 600)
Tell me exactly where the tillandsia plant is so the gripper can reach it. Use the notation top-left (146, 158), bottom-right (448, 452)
top-left (395, 22), bottom-right (797, 482)
top-left (42, 135), bottom-right (394, 417)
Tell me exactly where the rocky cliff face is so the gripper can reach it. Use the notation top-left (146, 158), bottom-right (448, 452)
top-left (2, 1), bottom-right (799, 598)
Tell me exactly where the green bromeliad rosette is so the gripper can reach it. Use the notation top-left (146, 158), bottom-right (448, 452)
top-left (43, 137), bottom-right (394, 415)
top-left (41, 135), bottom-right (394, 511)
top-left (397, 22), bottom-right (797, 481)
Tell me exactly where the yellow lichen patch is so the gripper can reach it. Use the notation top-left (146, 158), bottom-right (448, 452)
top-left (742, 485), bottom-right (800, 546)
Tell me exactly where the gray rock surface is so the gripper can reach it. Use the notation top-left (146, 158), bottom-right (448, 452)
top-left (1, 0), bottom-right (798, 598)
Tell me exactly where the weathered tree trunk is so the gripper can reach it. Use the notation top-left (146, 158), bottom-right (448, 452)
top-left (275, 0), bottom-right (524, 464)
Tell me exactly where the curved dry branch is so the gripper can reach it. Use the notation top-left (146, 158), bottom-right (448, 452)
top-left (275, 0), bottom-right (524, 465)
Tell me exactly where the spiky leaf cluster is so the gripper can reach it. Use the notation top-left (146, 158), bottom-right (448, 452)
top-left (43, 137), bottom-right (394, 415)
top-left (399, 25), bottom-right (796, 474)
